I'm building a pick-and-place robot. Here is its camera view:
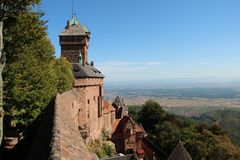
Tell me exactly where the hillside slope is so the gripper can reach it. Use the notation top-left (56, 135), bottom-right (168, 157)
top-left (192, 109), bottom-right (240, 145)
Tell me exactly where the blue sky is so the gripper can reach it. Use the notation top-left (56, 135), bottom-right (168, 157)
top-left (42, 0), bottom-right (240, 82)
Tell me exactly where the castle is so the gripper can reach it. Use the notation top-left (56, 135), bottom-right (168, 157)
top-left (59, 16), bottom-right (146, 156)
top-left (22, 16), bottom-right (193, 160)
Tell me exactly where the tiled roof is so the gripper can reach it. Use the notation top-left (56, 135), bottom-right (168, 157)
top-left (72, 63), bottom-right (104, 79)
top-left (103, 101), bottom-right (116, 114)
top-left (113, 116), bottom-right (145, 134)
top-left (60, 17), bottom-right (90, 36)
top-left (168, 141), bottom-right (192, 160)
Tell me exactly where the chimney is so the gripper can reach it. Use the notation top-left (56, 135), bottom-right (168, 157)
top-left (90, 61), bottom-right (94, 66)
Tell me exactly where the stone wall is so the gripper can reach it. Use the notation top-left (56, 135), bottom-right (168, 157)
top-left (50, 88), bottom-right (116, 159)
top-left (27, 89), bottom-right (96, 160)
top-left (75, 78), bottom-right (105, 142)
top-left (27, 82), bottom-right (118, 160)
top-left (51, 89), bottom-right (96, 160)
top-left (60, 36), bottom-right (89, 63)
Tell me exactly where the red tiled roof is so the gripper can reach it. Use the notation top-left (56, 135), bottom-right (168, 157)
top-left (103, 100), bottom-right (116, 114)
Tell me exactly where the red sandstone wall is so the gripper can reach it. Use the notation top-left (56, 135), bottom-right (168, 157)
top-left (51, 78), bottom-right (115, 144)
top-left (102, 113), bottom-right (111, 132)
top-left (52, 90), bottom-right (96, 160)
top-left (75, 78), bottom-right (105, 142)
top-left (60, 37), bottom-right (89, 64)
top-left (86, 85), bottom-right (102, 141)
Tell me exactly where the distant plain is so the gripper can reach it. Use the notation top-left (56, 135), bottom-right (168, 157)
top-left (105, 86), bottom-right (240, 116)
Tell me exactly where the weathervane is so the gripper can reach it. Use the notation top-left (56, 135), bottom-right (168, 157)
top-left (71, 0), bottom-right (75, 18)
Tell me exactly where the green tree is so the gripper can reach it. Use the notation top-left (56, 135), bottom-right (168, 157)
top-left (3, 7), bottom-right (74, 136)
top-left (0, 0), bottom-right (41, 145)
top-left (139, 99), bottom-right (165, 133)
top-left (4, 54), bottom-right (57, 130)
top-left (212, 134), bottom-right (240, 160)
top-left (54, 57), bottom-right (74, 93)
top-left (153, 121), bottom-right (180, 152)
top-left (138, 100), bottom-right (240, 160)
top-left (3, 10), bottom-right (56, 132)
top-left (128, 105), bottom-right (141, 122)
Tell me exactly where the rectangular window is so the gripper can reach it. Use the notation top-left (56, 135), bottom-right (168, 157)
top-left (98, 96), bottom-right (102, 117)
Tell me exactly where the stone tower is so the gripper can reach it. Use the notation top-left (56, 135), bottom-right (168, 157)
top-left (59, 16), bottom-right (105, 142)
top-left (59, 16), bottom-right (90, 64)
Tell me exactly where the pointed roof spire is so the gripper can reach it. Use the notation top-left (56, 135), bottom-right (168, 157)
top-left (60, 16), bottom-right (90, 36)
top-left (168, 141), bottom-right (192, 160)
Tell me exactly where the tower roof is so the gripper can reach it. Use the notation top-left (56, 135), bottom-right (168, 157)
top-left (69, 16), bottom-right (80, 26)
top-left (168, 141), bottom-right (192, 160)
top-left (72, 63), bottom-right (104, 79)
top-left (60, 16), bottom-right (90, 36)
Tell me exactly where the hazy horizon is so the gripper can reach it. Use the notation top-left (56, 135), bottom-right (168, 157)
top-left (104, 77), bottom-right (240, 89)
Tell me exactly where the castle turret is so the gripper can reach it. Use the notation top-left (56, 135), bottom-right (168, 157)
top-left (59, 16), bottom-right (90, 64)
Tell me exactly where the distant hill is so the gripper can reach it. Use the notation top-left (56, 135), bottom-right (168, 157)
top-left (192, 110), bottom-right (240, 145)
top-left (105, 88), bottom-right (240, 99)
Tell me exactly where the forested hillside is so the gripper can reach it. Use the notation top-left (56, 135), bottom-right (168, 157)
top-left (129, 100), bottom-right (240, 160)
top-left (192, 110), bottom-right (240, 145)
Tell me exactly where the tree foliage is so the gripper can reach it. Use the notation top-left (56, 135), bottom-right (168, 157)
top-left (138, 100), bottom-right (165, 133)
top-left (136, 100), bottom-right (240, 160)
top-left (89, 129), bottom-right (116, 159)
top-left (192, 109), bottom-right (240, 145)
top-left (0, 0), bottom-right (40, 19)
top-left (0, 0), bottom-right (41, 147)
top-left (3, 7), bottom-right (73, 133)
top-left (128, 105), bottom-right (142, 122)
top-left (54, 57), bottom-right (74, 94)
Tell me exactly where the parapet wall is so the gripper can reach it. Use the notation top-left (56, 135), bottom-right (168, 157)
top-left (27, 89), bottom-right (96, 160)
top-left (50, 89), bottom-right (96, 160)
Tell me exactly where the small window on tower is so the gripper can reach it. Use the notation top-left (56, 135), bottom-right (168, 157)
top-left (87, 99), bottom-right (90, 104)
